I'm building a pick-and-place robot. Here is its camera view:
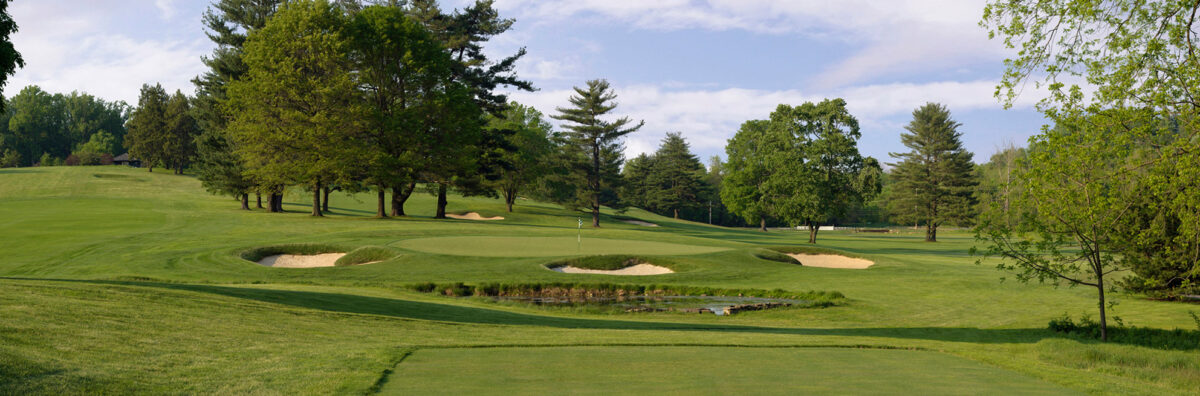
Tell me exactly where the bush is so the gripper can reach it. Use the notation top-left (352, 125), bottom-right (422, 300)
top-left (239, 243), bottom-right (345, 262)
top-left (545, 255), bottom-right (667, 271)
top-left (100, 153), bottom-right (114, 165)
top-left (1, 149), bottom-right (21, 168)
top-left (74, 151), bottom-right (102, 166)
top-left (37, 153), bottom-right (55, 167)
top-left (64, 154), bottom-right (80, 166)
top-left (334, 246), bottom-right (399, 266)
top-left (752, 249), bottom-right (800, 264)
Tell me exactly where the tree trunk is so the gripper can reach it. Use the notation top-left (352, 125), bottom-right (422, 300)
top-left (592, 143), bottom-right (601, 228)
top-left (808, 224), bottom-right (819, 244)
top-left (1097, 270), bottom-right (1108, 342)
top-left (269, 193), bottom-right (282, 213)
top-left (435, 183), bottom-right (448, 219)
top-left (760, 217), bottom-right (767, 232)
top-left (391, 182), bottom-right (415, 216)
top-left (322, 187), bottom-right (331, 213)
top-left (925, 224), bottom-right (937, 242)
top-left (240, 193), bottom-right (249, 210)
top-left (375, 187), bottom-right (388, 218)
top-left (504, 187), bottom-right (516, 213)
top-left (256, 193), bottom-right (263, 209)
top-left (674, 208), bottom-right (679, 219)
top-left (311, 183), bottom-right (323, 217)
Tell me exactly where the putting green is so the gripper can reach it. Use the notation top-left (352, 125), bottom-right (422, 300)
top-left (395, 236), bottom-right (730, 257)
top-left (381, 346), bottom-right (1076, 395)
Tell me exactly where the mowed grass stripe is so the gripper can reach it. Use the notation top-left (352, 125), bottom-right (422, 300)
top-left (380, 346), bottom-right (1079, 395)
top-left (396, 236), bottom-right (731, 257)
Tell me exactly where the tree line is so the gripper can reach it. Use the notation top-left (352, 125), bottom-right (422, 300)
top-left (0, 86), bottom-right (129, 168)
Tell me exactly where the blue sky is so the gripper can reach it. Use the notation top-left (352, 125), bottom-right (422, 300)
top-left (5, 0), bottom-right (1047, 164)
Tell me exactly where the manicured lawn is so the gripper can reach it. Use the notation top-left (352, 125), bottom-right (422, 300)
top-left (1, 166), bottom-right (1199, 394)
top-left (382, 346), bottom-right (1078, 395)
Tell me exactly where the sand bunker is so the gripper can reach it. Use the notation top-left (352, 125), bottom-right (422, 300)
top-left (446, 212), bottom-right (504, 221)
top-left (550, 263), bottom-right (674, 275)
top-left (621, 220), bottom-right (659, 227)
top-left (786, 253), bottom-right (874, 269)
top-left (257, 253), bottom-right (346, 268)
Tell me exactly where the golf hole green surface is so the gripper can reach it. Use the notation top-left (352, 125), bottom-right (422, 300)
top-left (396, 236), bottom-right (730, 257)
top-left (380, 346), bottom-right (1076, 395)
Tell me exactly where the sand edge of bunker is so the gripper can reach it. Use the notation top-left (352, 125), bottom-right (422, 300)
top-left (786, 253), bottom-right (874, 269)
top-left (242, 244), bottom-right (400, 268)
top-left (545, 255), bottom-right (675, 276)
top-left (446, 212), bottom-right (504, 221)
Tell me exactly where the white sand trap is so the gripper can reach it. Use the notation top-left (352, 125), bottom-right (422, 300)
top-left (257, 253), bottom-right (346, 268)
top-left (446, 212), bottom-right (504, 221)
top-left (622, 220), bottom-right (659, 227)
top-left (550, 263), bottom-right (674, 275)
top-left (786, 253), bottom-right (874, 269)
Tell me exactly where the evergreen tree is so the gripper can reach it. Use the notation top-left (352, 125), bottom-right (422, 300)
top-left (125, 84), bottom-right (171, 172)
top-left (227, 0), bottom-right (364, 217)
top-left (620, 153), bottom-right (655, 210)
top-left (192, 0), bottom-right (280, 209)
top-left (644, 132), bottom-right (707, 219)
top-left (888, 103), bottom-right (978, 242)
top-left (552, 79), bottom-right (643, 227)
top-left (164, 91), bottom-right (199, 174)
top-left (486, 102), bottom-right (553, 212)
top-left (0, 0), bottom-right (23, 113)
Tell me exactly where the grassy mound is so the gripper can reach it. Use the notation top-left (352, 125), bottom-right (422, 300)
top-left (545, 255), bottom-right (668, 271)
top-left (239, 243), bottom-right (345, 263)
top-left (334, 246), bottom-right (400, 266)
top-left (752, 249), bottom-right (800, 264)
top-left (767, 245), bottom-right (867, 259)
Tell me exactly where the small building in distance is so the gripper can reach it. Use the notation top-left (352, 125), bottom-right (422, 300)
top-left (112, 153), bottom-right (141, 168)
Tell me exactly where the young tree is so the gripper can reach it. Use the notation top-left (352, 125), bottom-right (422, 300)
top-left (888, 103), bottom-right (978, 242)
top-left (721, 120), bottom-right (774, 231)
top-left (644, 132), bottom-right (707, 219)
top-left (0, 0), bottom-right (23, 113)
top-left (975, 142), bottom-right (1027, 227)
top-left (974, 110), bottom-right (1140, 342)
top-left (125, 84), bottom-right (171, 172)
top-left (486, 102), bottom-right (553, 212)
top-left (227, 0), bottom-right (364, 217)
top-left (552, 79), bottom-right (643, 227)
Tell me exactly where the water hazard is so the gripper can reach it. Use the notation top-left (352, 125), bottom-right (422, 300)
top-left (487, 295), bottom-right (808, 315)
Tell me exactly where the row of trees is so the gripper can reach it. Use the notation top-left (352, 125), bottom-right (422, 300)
top-left (125, 84), bottom-right (200, 174)
top-left (0, 86), bottom-right (129, 168)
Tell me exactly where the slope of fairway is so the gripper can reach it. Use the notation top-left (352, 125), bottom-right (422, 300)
top-left (382, 346), bottom-right (1077, 395)
top-left (396, 236), bottom-right (730, 257)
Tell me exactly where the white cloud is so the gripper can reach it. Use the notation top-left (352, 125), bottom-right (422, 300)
top-left (496, 0), bottom-right (1005, 88)
top-left (155, 0), bottom-right (179, 20)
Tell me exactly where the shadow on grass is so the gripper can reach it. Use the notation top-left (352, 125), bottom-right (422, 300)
top-left (9, 277), bottom-right (1057, 346)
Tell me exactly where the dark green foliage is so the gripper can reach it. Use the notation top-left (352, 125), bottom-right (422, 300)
top-left (239, 243), bottom-right (345, 262)
top-left (624, 133), bottom-right (708, 219)
top-left (551, 79), bottom-right (643, 227)
top-left (721, 120), bottom-right (774, 230)
top-left (544, 255), bottom-right (667, 271)
top-left (405, 281), bottom-right (846, 303)
top-left (164, 91), bottom-right (199, 174)
top-left (334, 246), bottom-right (400, 266)
top-left (752, 249), bottom-right (799, 265)
top-left (0, 0), bottom-right (22, 113)
top-left (1048, 313), bottom-right (1200, 351)
top-left (125, 84), bottom-right (171, 172)
top-left (486, 102), bottom-right (553, 212)
top-left (888, 103), bottom-right (978, 242)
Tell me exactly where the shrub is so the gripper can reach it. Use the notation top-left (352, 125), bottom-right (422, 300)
top-left (1, 149), bottom-right (21, 168)
top-left (239, 243), bottom-right (345, 262)
top-left (334, 246), bottom-right (399, 266)
top-left (64, 154), bottom-right (80, 166)
top-left (37, 153), bottom-right (54, 167)
top-left (100, 153), bottom-right (114, 165)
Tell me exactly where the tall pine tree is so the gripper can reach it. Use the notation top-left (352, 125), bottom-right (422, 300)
top-left (552, 79), bottom-right (643, 227)
top-left (125, 84), bottom-right (171, 172)
top-left (888, 103), bottom-right (978, 242)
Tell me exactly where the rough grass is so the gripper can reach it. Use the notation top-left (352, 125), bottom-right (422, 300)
top-left (767, 245), bottom-right (866, 258)
top-left (335, 246), bottom-right (399, 266)
top-left (752, 248), bottom-right (800, 264)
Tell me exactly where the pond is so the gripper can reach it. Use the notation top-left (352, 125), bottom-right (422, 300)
top-left (485, 295), bottom-right (809, 315)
